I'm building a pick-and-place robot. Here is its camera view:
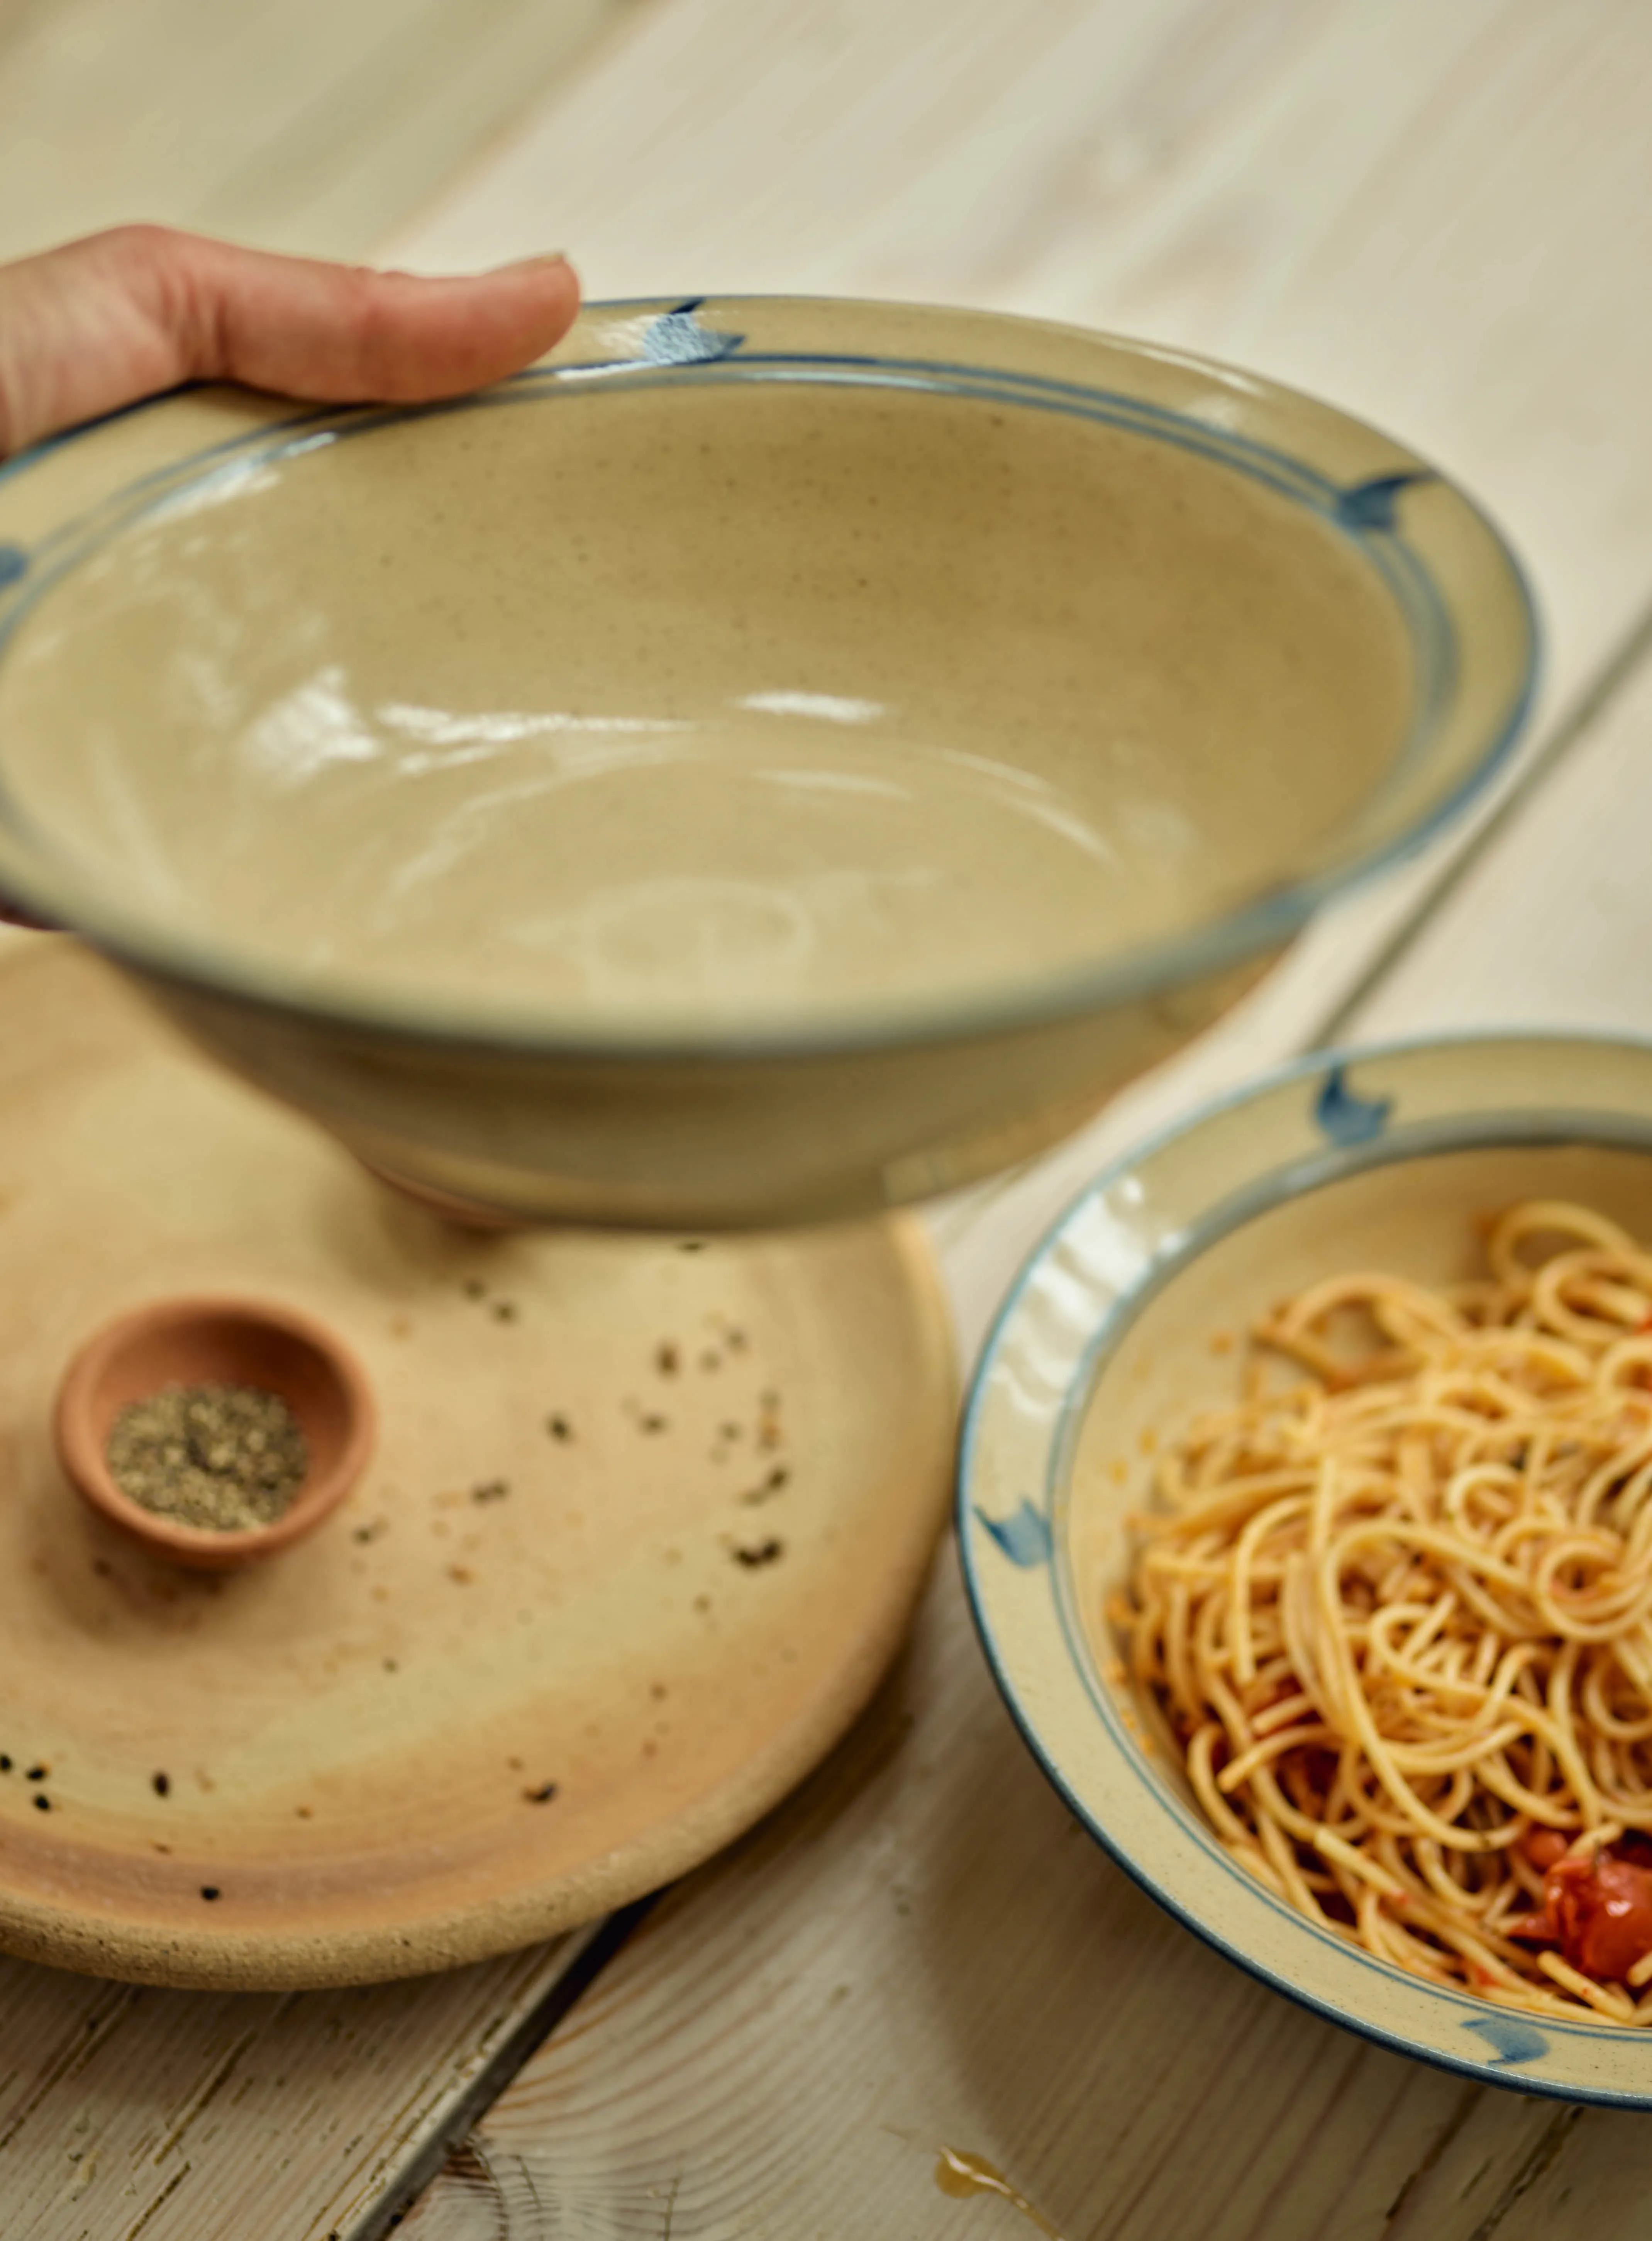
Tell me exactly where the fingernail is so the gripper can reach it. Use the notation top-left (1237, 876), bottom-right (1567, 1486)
top-left (495, 250), bottom-right (569, 272)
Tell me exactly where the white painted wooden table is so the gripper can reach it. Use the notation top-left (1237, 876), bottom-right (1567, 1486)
top-left (8, 2), bottom-right (1652, 2234)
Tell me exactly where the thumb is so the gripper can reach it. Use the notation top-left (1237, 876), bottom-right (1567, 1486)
top-left (0, 226), bottom-right (581, 457)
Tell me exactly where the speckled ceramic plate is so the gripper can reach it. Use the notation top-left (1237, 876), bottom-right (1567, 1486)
top-left (962, 1034), bottom-right (1652, 2104)
top-left (0, 939), bottom-right (956, 1988)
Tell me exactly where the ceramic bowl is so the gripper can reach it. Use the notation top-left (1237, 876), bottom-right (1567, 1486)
top-left (961, 1034), bottom-right (1652, 2104)
top-left (55, 1296), bottom-right (376, 1570)
top-left (0, 300), bottom-right (1535, 1227)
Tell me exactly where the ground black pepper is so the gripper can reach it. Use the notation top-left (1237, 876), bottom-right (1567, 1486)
top-left (107, 1384), bottom-right (308, 1532)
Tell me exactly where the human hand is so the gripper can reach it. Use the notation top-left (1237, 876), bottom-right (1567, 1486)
top-left (0, 225), bottom-right (580, 458)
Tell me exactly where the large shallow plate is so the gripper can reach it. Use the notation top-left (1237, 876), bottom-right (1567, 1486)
top-left (0, 939), bottom-right (956, 1988)
top-left (962, 1033), bottom-right (1652, 2104)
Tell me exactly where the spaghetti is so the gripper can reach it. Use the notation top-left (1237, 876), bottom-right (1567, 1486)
top-left (1119, 1199), bottom-right (1652, 2024)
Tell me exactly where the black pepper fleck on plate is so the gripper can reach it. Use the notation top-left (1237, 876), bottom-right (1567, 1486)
top-left (152, 1772), bottom-right (170, 1798)
top-left (656, 1343), bottom-right (679, 1376)
top-left (733, 1538), bottom-right (785, 1568)
top-left (547, 1414), bottom-right (573, 1442)
top-left (523, 1781), bottom-right (559, 1804)
top-left (32, 1795), bottom-right (50, 1812)
top-left (200, 1886), bottom-right (220, 1901)
top-left (739, 1465), bottom-right (790, 1506)
top-left (0, 1756), bottom-right (11, 1773)
top-left (25, 1766), bottom-right (46, 1782)
top-left (471, 1479), bottom-right (510, 1504)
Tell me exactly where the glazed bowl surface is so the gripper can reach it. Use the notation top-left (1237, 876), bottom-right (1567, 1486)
top-left (0, 299), bottom-right (1535, 1224)
top-left (962, 1033), bottom-right (1652, 2105)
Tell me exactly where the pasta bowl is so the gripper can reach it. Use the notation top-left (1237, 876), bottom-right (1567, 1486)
top-left (0, 299), bottom-right (1533, 1227)
top-left (961, 1032), bottom-right (1652, 2103)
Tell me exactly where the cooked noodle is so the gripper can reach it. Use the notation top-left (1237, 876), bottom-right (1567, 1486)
top-left (1118, 1199), bottom-right (1652, 2025)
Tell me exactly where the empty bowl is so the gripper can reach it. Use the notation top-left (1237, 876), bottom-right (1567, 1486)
top-left (962, 1032), bottom-right (1652, 2104)
top-left (55, 1296), bottom-right (376, 1570)
top-left (0, 300), bottom-right (1536, 1226)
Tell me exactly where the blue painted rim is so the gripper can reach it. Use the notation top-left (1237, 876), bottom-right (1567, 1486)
top-left (0, 297), bottom-right (1540, 1064)
top-left (957, 1027), bottom-right (1652, 2104)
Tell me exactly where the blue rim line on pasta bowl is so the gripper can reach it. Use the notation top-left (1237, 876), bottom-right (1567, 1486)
top-left (959, 1031), bottom-right (1652, 2105)
top-left (0, 297), bottom-right (1536, 1229)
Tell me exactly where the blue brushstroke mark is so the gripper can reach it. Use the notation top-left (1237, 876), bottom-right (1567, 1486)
top-left (976, 1500), bottom-right (1054, 1568)
top-left (0, 543), bottom-right (27, 588)
top-left (641, 299), bottom-right (746, 366)
top-left (1462, 2014), bottom-right (1549, 2068)
top-left (1314, 1064), bottom-right (1394, 1146)
top-left (1335, 470), bottom-right (1435, 533)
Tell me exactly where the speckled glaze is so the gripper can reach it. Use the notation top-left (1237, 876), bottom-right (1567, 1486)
top-left (962, 1033), bottom-right (1652, 2105)
top-left (0, 300), bottom-right (1535, 1226)
top-left (0, 944), bottom-right (956, 1988)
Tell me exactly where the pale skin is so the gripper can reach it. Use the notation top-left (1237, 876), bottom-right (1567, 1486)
top-left (0, 225), bottom-right (581, 459)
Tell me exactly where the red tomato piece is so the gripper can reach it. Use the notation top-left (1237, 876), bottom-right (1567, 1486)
top-left (1547, 1852), bottom-right (1652, 1983)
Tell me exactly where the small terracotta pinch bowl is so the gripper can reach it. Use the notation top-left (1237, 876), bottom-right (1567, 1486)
top-left (54, 1296), bottom-right (375, 1570)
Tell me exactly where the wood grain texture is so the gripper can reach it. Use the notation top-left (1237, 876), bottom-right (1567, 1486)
top-left (1349, 644), bottom-right (1652, 1049)
top-left (0, 1934), bottom-right (591, 2241)
top-left (0, 0), bottom-right (629, 261)
top-left (397, 1563), bottom-right (1556, 2241)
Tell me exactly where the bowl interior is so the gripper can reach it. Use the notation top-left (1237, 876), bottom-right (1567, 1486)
top-left (962, 1036), bottom-right (1652, 2104)
top-left (75, 1304), bottom-right (361, 1480)
top-left (0, 300), bottom-right (1531, 1050)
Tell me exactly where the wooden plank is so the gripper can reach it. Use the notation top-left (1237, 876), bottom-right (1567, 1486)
top-left (0, 1934), bottom-right (600, 2241)
top-left (395, 1560), bottom-right (1552, 2241)
top-left (1346, 644), bottom-right (1652, 1049)
top-left (0, 0), bottom-right (629, 261)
